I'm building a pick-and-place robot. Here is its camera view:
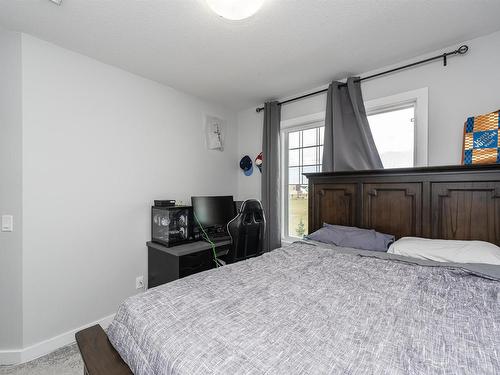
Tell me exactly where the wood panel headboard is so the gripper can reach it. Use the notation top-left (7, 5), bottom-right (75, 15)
top-left (305, 164), bottom-right (500, 245)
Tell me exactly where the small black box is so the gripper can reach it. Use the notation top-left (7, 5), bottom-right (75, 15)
top-left (154, 200), bottom-right (176, 207)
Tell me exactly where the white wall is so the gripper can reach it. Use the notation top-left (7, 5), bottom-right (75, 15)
top-left (20, 35), bottom-right (238, 348)
top-left (0, 28), bottom-right (23, 351)
top-left (237, 108), bottom-right (263, 201)
top-left (236, 30), bottom-right (500, 199)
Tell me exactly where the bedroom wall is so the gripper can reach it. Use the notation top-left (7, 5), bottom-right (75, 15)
top-left (0, 28), bottom-right (23, 351)
top-left (236, 30), bottom-right (500, 200)
top-left (20, 35), bottom-right (239, 348)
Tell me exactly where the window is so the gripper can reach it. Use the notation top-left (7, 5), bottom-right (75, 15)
top-left (281, 88), bottom-right (428, 240)
top-left (282, 120), bottom-right (324, 239)
top-left (365, 87), bottom-right (428, 167)
top-left (367, 105), bottom-right (415, 168)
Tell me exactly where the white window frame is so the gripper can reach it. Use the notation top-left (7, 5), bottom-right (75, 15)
top-left (281, 112), bottom-right (325, 242)
top-left (365, 87), bottom-right (429, 167)
top-left (280, 88), bottom-right (428, 241)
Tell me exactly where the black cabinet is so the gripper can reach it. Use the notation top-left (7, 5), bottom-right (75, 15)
top-left (147, 240), bottom-right (231, 288)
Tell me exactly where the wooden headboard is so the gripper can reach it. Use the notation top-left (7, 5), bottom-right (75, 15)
top-left (305, 164), bottom-right (500, 246)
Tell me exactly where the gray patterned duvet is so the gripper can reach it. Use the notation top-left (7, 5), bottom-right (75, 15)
top-left (108, 242), bottom-right (500, 375)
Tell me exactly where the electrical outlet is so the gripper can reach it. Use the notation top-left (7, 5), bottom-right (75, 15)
top-left (136, 276), bottom-right (145, 290)
top-left (1, 215), bottom-right (13, 232)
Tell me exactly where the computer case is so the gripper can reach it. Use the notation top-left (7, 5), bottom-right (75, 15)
top-left (151, 205), bottom-right (200, 247)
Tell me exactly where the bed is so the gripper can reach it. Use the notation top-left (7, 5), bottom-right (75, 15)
top-left (76, 164), bottom-right (500, 375)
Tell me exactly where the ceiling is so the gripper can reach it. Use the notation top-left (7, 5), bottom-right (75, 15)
top-left (1, 0), bottom-right (500, 110)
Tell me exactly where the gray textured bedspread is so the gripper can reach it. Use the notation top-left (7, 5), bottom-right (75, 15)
top-left (108, 242), bottom-right (500, 375)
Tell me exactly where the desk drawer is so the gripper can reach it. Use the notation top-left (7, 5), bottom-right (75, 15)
top-left (147, 241), bottom-right (230, 287)
top-left (179, 250), bottom-right (213, 278)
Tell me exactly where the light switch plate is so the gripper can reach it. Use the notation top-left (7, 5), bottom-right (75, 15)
top-left (1, 215), bottom-right (13, 232)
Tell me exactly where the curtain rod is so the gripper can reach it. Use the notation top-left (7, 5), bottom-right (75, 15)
top-left (255, 45), bottom-right (469, 113)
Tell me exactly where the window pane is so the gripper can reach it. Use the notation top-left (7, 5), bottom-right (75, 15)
top-left (302, 165), bottom-right (318, 184)
top-left (285, 125), bottom-right (323, 238)
top-left (319, 127), bottom-right (325, 145)
top-left (289, 149), bottom-right (300, 166)
top-left (302, 147), bottom-right (318, 165)
top-left (319, 146), bottom-right (324, 165)
top-left (368, 106), bottom-right (415, 168)
top-left (288, 167), bottom-right (300, 184)
top-left (302, 128), bottom-right (317, 147)
top-left (302, 165), bottom-right (318, 174)
top-left (289, 131), bottom-right (300, 148)
top-left (289, 184), bottom-right (308, 238)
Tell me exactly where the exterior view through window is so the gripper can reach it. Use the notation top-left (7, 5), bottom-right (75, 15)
top-left (286, 126), bottom-right (324, 238)
top-left (284, 105), bottom-right (416, 239)
top-left (367, 105), bottom-right (416, 169)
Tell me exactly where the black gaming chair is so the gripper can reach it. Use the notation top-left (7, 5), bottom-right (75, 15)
top-left (226, 199), bottom-right (266, 263)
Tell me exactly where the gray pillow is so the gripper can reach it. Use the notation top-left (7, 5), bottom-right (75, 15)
top-left (305, 223), bottom-right (394, 252)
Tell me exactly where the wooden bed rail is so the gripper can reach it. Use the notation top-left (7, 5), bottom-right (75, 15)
top-left (75, 325), bottom-right (132, 375)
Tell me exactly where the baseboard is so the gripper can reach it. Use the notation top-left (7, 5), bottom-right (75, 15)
top-left (0, 351), bottom-right (20, 366)
top-left (0, 313), bottom-right (115, 366)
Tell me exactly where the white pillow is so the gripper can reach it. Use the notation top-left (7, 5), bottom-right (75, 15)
top-left (387, 237), bottom-right (500, 265)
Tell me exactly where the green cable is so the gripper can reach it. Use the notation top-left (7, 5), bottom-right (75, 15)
top-left (193, 211), bottom-right (220, 268)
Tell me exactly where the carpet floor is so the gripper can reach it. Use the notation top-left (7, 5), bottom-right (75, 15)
top-left (0, 344), bottom-right (83, 375)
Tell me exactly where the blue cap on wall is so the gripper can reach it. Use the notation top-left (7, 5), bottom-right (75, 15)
top-left (240, 155), bottom-right (253, 176)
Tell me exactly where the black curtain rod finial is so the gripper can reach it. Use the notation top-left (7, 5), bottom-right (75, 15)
top-left (255, 44), bottom-right (469, 113)
top-left (457, 45), bottom-right (469, 54)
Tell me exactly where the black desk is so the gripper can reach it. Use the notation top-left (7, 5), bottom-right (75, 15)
top-left (147, 239), bottom-right (231, 288)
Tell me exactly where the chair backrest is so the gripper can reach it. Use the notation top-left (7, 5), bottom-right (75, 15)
top-left (227, 199), bottom-right (266, 263)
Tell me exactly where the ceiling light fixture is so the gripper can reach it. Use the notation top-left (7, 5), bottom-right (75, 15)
top-left (206, 0), bottom-right (265, 21)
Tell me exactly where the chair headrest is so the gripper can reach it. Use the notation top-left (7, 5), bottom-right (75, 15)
top-left (239, 199), bottom-right (263, 213)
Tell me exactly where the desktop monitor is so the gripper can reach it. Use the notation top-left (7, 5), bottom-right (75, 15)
top-left (191, 196), bottom-right (236, 234)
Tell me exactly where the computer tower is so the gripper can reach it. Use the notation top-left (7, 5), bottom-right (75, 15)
top-left (151, 206), bottom-right (200, 247)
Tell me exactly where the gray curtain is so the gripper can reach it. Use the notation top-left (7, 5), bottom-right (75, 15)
top-left (261, 101), bottom-right (281, 251)
top-left (322, 77), bottom-right (383, 172)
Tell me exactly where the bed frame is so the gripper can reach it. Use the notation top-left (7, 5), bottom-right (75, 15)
top-left (306, 164), bottom-right (500, 245)
top-left (76, 164), bottom-right (500, 374)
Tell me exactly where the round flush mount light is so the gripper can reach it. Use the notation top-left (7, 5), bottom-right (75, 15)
top-left (206, 0), bottom-right (265, 20)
